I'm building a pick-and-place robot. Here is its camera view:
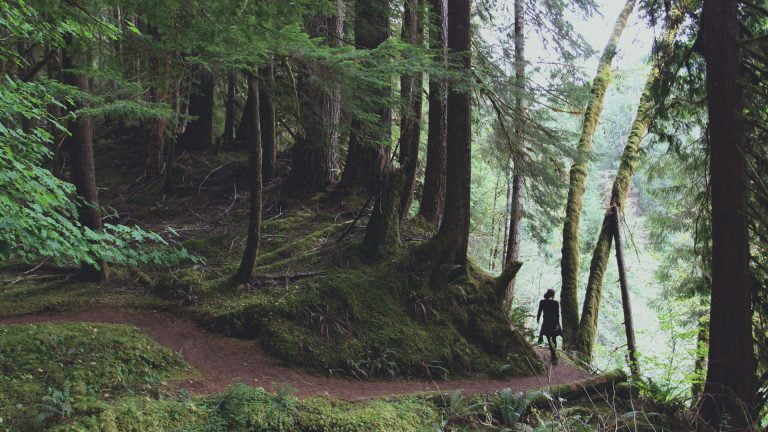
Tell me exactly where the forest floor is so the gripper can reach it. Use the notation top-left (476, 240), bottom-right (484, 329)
top-left (0, 308), bottom-right (586, 400)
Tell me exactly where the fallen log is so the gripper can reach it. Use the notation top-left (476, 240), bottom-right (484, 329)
top-left (524, 368), bottom-right (628, 412)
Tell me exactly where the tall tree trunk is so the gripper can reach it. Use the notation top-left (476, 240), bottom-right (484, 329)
top-left (260, 63), bottom-right (277, 181)
top-left (290, 0), bottom-right (344, 191)
top-left (398, 0), bottom-right (424, 220)
top-left (235, 87), bottom-right (254, 149)
top-left (418, 0), bottom-right (447, 226)
top-left (559, 0), bottom-right (636, 350)
top-left (62, 40), bottom-right (107, 282)
top-left (431, 0), bottom-right (471, 267)
top-left (612, 207), bottom-right (639, 378)
top-left (222, 71), bottom-right (237, 150)
top-left (501, 0), bottom-right (525, 311)
top-left (144, 48), bottom-right (168, 178)
top-left (574, 11), bottom-right (683, 359)
top-left (233, 73), bottom-right (263, 283)
top-left (339, 0), bottom-right (390, 193)
top-left (698, 0), bottom-right (757, 427)
top-left (363, 167), bottom-right (406, 259)
top-left (179, 68), bottom-right (215, 151)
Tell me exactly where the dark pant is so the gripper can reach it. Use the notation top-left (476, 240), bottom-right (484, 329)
top-left (546, 335), bottom-right (558, 364)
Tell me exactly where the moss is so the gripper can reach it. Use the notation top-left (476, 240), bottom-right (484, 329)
top-left (0, 323), bottom-right (189, 431)
top-left (296, 397), bottom-right (437, 432)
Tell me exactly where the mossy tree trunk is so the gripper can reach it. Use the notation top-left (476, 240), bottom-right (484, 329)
top-left (431, 0), bottom-right (471, 267)
top-left (290, 1), bottom-right (344, 192)
top-left (339, 0), bottom-right (390, 193)
top-left (259, 63), bottom-right (277, 181)
top-left (501, 0), bottom-right (525, 312)
top-left (363, 167), bottom-right (406, 260)
top-left (233, 73), bottom-right (263, 283)
top-left (398, 0), bottom-right (424, 221)
top-left (698, 0), bottom-right (757, 427)
top-left (62, 38), bottom-right (107, 282)
top-left (178, 68), bottom-right (215, 151)
top-left (559, 0), bottom-right (636, 350)
top-left (691, 312), bottom-right (709, 401)
top-left (418, 0), bottom-right (447, 227)
top-left (575, 11), bottom-right (683, 360)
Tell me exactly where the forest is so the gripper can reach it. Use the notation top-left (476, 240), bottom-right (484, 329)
top-left (0, 0), bottom-right (766, 430)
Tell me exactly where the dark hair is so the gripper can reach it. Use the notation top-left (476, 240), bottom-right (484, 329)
top-left (544, 289), bottom-right (556, 299)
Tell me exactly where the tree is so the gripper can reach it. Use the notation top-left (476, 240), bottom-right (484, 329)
top-left (233, 73), bottom-right (263, 283)
top-left (260, 63), bottom-right (277, 181)
top-left (575, 6), bottom-right (684, 359)
top-left (178, 68), bottom-right (215, 151)
top-left (418, 0), bottom-right (447, 226)
top-left (339, 0), bottom-right (390, 193)
top-left (62, 38), bottom-right (107, 282)
top-left (222, 71), bottom-right (237, 150)
top-left (697, 0), bottom-right (757, 427)
top-left (398, 0), bottom-right (424, 220)
top-left (500, 0), bottom-right (525, 311)
top-left (431, 0), bottom-right (471, 267)
top-left (289, 0), bottom-right (344, 191)
top-left (559, 0), bottom-right (636, 349)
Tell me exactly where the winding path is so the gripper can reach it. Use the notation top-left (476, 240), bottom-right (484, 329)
top-left (0, 309), bottom-right (588, 400)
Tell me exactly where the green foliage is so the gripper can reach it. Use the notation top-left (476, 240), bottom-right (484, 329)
top-left (0, 322), bottom-right (188, 430)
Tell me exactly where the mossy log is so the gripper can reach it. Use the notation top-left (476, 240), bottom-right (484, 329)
top-left (575, 9), bottom-right (686, 361)
top-left (525, 368), bottom-right (628, 412)
top-left (560, 0), bottom-right (636, 349)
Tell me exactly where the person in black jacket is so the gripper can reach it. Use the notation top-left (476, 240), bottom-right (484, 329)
top-left (537, 288), bottom-right (562, 365)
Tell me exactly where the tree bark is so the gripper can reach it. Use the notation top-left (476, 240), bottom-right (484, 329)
top-left (179, 68), bottom-right (215, 151)
top-left (691, 312), bottom-right (709, 402)
top-left (290, 0), bottom-right (344, 191)
top-left (61, 40), bottom-right (106, 282)
top-left (222, 71), bottom-right (237, 150)
top-left (501, 0), bottom-right (526, 311)
top-left (418, 0), bottom-right (447, 226)
top-left (560, 0), bottom-right (636, 350)
top-left (612, 207), bottom-right (639, 379)
top-left (363, 167), bottom-right (405, 260)
top-left (698, 0), bottom-right (757, 427)
top-left (431, 0), bottom-right (471, 267)
top-left (260, 63), bottom-right (277, 181)
top-left (398, 0), bottom-right (424, 220)
top-left (574, 10), bottom-right (683, 359)
top-left (233, 73), bottom-right (263, 283)
top-left (339, 0), bottom-right (390, 193)
top-left (234, 85), bottom-right (254, 149)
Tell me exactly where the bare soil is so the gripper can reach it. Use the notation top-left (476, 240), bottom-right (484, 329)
top-left (1, 309), bottom-right (588, 400)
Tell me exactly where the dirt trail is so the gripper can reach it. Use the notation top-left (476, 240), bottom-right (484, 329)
top-left (1, 309), bottom-right (588, 400)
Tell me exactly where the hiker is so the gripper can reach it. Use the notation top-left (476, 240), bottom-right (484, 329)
top-left (536, 288), bottom-right (562, 365)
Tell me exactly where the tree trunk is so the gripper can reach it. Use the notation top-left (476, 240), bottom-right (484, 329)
top-left (179, 68), bottom-right (215, 152)
top-left (574, 11), bottom-right (683, 359)
top-left (290, 1), bottom-right (344, 191)
top-left (612, 207), bottom-right (639, 379)
top-left (144, 50), bottom-right (169, 178)
top-left (260, 63), bottom-right (277, 181)
top-left (431, 0), bottom-right (471, 267)
top-left (418, 0), bottom-right (447, 226)
top-left (234, 86), bottom-right (253, 149)
top-left (501, 0), bottom-right (526, 311)
top-left (61, 40), bottom-right (106, 282)
top-left (222, 71), bottom-right (237, 150)
top-left (398, 0), bottom-right (424, 220)
top-left (560, 0), bottom-right (636, 350)
top-left (233, 73), bottom-right (263, 283)
top-left (363, 167), bottom-right (406, 260)
top-left (698, 0), bottom-right (757, 427)
top-left (339, 0), bottom-right (390, 193)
